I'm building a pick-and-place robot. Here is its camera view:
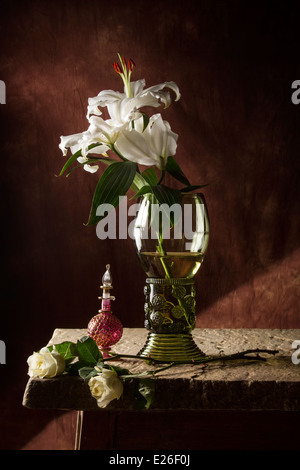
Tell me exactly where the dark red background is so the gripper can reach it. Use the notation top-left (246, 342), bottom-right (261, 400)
top-left (0, 0), bottom-right (299, 450)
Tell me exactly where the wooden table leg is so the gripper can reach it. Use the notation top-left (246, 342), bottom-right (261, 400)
top-left (74, 410), bottom-right (84, 450)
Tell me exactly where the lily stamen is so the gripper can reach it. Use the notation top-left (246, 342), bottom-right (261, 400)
top-left (128, 58), bottom-right (136, 72)
top-left (113, 62), bottom-right (122, 74)
top-left (113, 53), bottom-right (136, 98)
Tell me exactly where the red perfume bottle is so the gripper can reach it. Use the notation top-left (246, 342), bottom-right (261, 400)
top-left (88, 264), bottom-right (123, 355)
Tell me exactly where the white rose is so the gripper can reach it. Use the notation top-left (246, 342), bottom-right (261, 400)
top-left (27, 347), bottom-right (65, 378)
top-left (88, 368), bottom-right (123, 408)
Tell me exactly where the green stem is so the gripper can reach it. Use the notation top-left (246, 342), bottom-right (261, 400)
top-left (118, 362), bottom-right (176, 381)
top-left (151, 362), bottom-right (176, 375)
top-left (156, 234), bottom-right (172, 279)
top-left (156, 233), bottom-right (192, 328)
top-left (102, 349), bottom-right (278, 366)
top-left (157, 170), bottom-right (165, 185)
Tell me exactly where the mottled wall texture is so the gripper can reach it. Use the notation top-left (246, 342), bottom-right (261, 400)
top-left (0, 0), bottom-right (299, 449)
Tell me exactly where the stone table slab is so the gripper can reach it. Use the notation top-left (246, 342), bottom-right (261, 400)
top-left (23, 328), bottom-right (300, 411)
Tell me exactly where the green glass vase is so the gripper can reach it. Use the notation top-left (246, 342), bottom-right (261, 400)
top-left (133, 193), bottom-right (210, 362)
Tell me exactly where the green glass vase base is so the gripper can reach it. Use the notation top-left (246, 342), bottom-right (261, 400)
top-left (138, 332), bottom-right (206, 363)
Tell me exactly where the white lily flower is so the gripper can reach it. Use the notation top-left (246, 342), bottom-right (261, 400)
top-left (77, 156), bottom-right (99, 173)
top-left (115, 114), bottom-right (178, 169)
top-left (134, 79), bottom-right (181, 108)
top-left (59, 55), bottom-right (181, 181)
top-left (60, 127), bottom-right (111, 173)
top-left (86, 90), bottom-right (124, 119)
top-left (87, 79), bottom-right (180, 126)
top-left (59, 132), bottom-right (85, 156)
top-left (87, 115), bottom-right (128, 146)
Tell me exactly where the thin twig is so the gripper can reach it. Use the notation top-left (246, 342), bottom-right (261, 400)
top-left (102, 348), bottom-right (279, 368)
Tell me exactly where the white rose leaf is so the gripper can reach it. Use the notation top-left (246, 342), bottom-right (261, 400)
top-left (78, 366), bottom-right (99, 381)
top-left (135, 378), bottom-right (155, 410)
top-left (48, 341), bottom-right (77, 364)
top-left (76, 336), bottom-right (102, 366)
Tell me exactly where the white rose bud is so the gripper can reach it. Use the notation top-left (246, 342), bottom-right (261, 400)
top-left (27, 347), bottom-right (65, 378)
top-left (88, 368), bottom-right (123, 408)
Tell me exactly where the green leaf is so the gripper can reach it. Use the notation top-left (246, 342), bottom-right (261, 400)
top-left (180, 184), bottom-right (210, 192)
top-left (131, 167), bottom-right (158, 199)
top-left (78, 366), bottom-right (98, 381)
top-left (165, 155), bottom-right (191, 186)
top-left (76, 336), bottom-right (101, 366)
top-left (48, 341), bottom-right (78, 363)
top-left (59, 144), bottom-right (105, 176)
top-left (130, 172), bottom-right (147, 193)
top-left (66, 360), bottom-right (88, 375)
top-left (135, 378), bottom-right (155, 410)
top-left (151, 184), bottom-right (182, 206)
top-left (96, 360), bottom-right (105, 369)
top-left (145, 185), bottom-right (182, 230)
top-left (64, 156), bottom-right (117, 177)
top-left (142, 167), bottom-right (158, 186)
top-left (131, 184), bottom-right (152, 199)
top-left (87, 161), bottom-right (138, 225)
top-left (59, 148), bottom-right (83, 176)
